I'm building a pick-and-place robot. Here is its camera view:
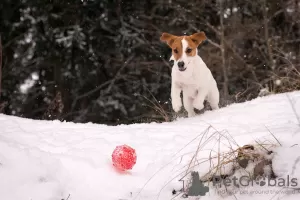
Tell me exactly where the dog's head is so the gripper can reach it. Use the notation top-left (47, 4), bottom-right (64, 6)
top-left (160, 32), bottom-right (206, 72)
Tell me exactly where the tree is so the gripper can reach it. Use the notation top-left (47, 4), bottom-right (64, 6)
top-left (0, 0), bottom-right (299, 124)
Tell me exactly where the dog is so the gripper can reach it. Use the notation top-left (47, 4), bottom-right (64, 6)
top-left (160, 31), bottom-right (220, 117)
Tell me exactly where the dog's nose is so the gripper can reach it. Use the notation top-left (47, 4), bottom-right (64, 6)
top-left (178, 61), bottom-right (185, 68)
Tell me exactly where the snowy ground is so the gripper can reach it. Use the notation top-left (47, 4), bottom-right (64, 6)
top-left (0, 91), bottom-right (300, 200)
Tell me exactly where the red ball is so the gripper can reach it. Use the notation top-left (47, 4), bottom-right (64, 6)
top-left (112, 144), bottom-right (137, 171)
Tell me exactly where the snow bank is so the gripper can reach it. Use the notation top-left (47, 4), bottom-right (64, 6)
top-left (0, 91), bottom-right (299, 200)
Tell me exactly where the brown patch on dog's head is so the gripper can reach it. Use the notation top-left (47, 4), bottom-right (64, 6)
top-left (184, 32), bottom-right (206, 57)
top-left (160, 32), bottom-right (207, 61)
top-left (160, 33), bottom-right (177, 47)
top-left (160, 33), bottom-right (183, 61)
top-left (189, 32), bottom-right (206, 47)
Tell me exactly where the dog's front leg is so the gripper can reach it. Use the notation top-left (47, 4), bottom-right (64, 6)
top-left (183, 92), bottom-right (196, 117)
top-left (171, 82), bottom-right (182, 112)
top-left (193, 90), bottom-right (206, 111)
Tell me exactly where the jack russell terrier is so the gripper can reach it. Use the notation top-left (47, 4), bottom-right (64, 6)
top-left (160, 32), bottom-right (220, 117)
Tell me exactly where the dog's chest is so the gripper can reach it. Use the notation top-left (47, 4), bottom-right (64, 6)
top-left (173, 70), bottom-right (196, 85)
top-left (174, 72), bottom-right (197, 96)
top-left (182, 85), bottom-right (198, 98)
top-left (176, 80), bottom-right (198, 98)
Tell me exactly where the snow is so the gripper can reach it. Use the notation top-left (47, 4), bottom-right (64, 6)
top-left (19, 79), bottom-right (36, 94)
top-left (19, 72), bottom-right (39, 94)
top-left (0, 91), bottom-right (300, 200)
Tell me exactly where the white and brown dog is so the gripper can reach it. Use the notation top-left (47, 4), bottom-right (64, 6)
top-left (160, 32), bottom-right (220, 117)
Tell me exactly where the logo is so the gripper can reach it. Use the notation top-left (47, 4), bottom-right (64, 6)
top-left (212, 175), bottom-right (298, 188)
top-left (187, 171), bottom-right (209, 197)
top-left (181, 172), bottom-right (298, 197)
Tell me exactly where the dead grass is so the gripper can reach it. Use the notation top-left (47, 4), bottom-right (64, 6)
top-left (176, 128), bottom-right (280, 198)
top-left (133, 125), bottom-right (282, 200)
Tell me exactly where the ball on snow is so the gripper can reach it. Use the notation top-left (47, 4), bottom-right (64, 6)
top-left (112, 144), bottom-right (137, 171)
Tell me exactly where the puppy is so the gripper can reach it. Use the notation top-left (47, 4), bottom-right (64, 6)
top-left (160, 32), bottom-right (219, 117)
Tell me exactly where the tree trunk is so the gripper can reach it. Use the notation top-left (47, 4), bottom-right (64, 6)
top-left (220, 0), bottom-right (228, 101)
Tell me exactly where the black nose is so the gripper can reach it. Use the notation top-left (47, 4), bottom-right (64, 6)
top-left (178, 61), bottom-right (185, 68)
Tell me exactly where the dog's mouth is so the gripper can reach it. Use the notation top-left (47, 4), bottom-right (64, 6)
top-left (178, 61), bottom-right (190, 72)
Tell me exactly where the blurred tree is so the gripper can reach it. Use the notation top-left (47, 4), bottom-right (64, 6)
top-left (0, 0), bottom-right (299, 124)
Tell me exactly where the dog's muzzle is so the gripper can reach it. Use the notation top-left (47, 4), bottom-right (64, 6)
top-left (178, 61), bottom-right (186, 71)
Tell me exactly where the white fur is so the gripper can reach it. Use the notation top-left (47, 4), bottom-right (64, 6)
top-left (170, 38), bottom-right (220, 117)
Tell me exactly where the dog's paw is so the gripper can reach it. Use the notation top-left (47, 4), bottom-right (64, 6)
top-left (211, 104), bottom-right (219, 110)
top-left (188, 111), bottom-right (196, 118)
top-left (193, 100), bottom-right (204, 111)
top-left (172, 99), bottom-right (182, 112)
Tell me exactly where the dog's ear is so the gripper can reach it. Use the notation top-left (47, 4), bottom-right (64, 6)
top-left (160, 32), bottom-right (177, 47)
top-left (190, 32), bottom-right (206, 46)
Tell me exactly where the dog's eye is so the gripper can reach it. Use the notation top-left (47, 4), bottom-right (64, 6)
top-left (169, 60), bottom-right (174, 66)
top-left (174, 49), bottom-right (178, 53)
top-left (186, 48), bottom-right (192, 53)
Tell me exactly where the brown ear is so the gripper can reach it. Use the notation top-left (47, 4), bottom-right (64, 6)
top-left (190, 32), bottom-right (206, 46)
top-left (160, 32), bottom-right (177, 47)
